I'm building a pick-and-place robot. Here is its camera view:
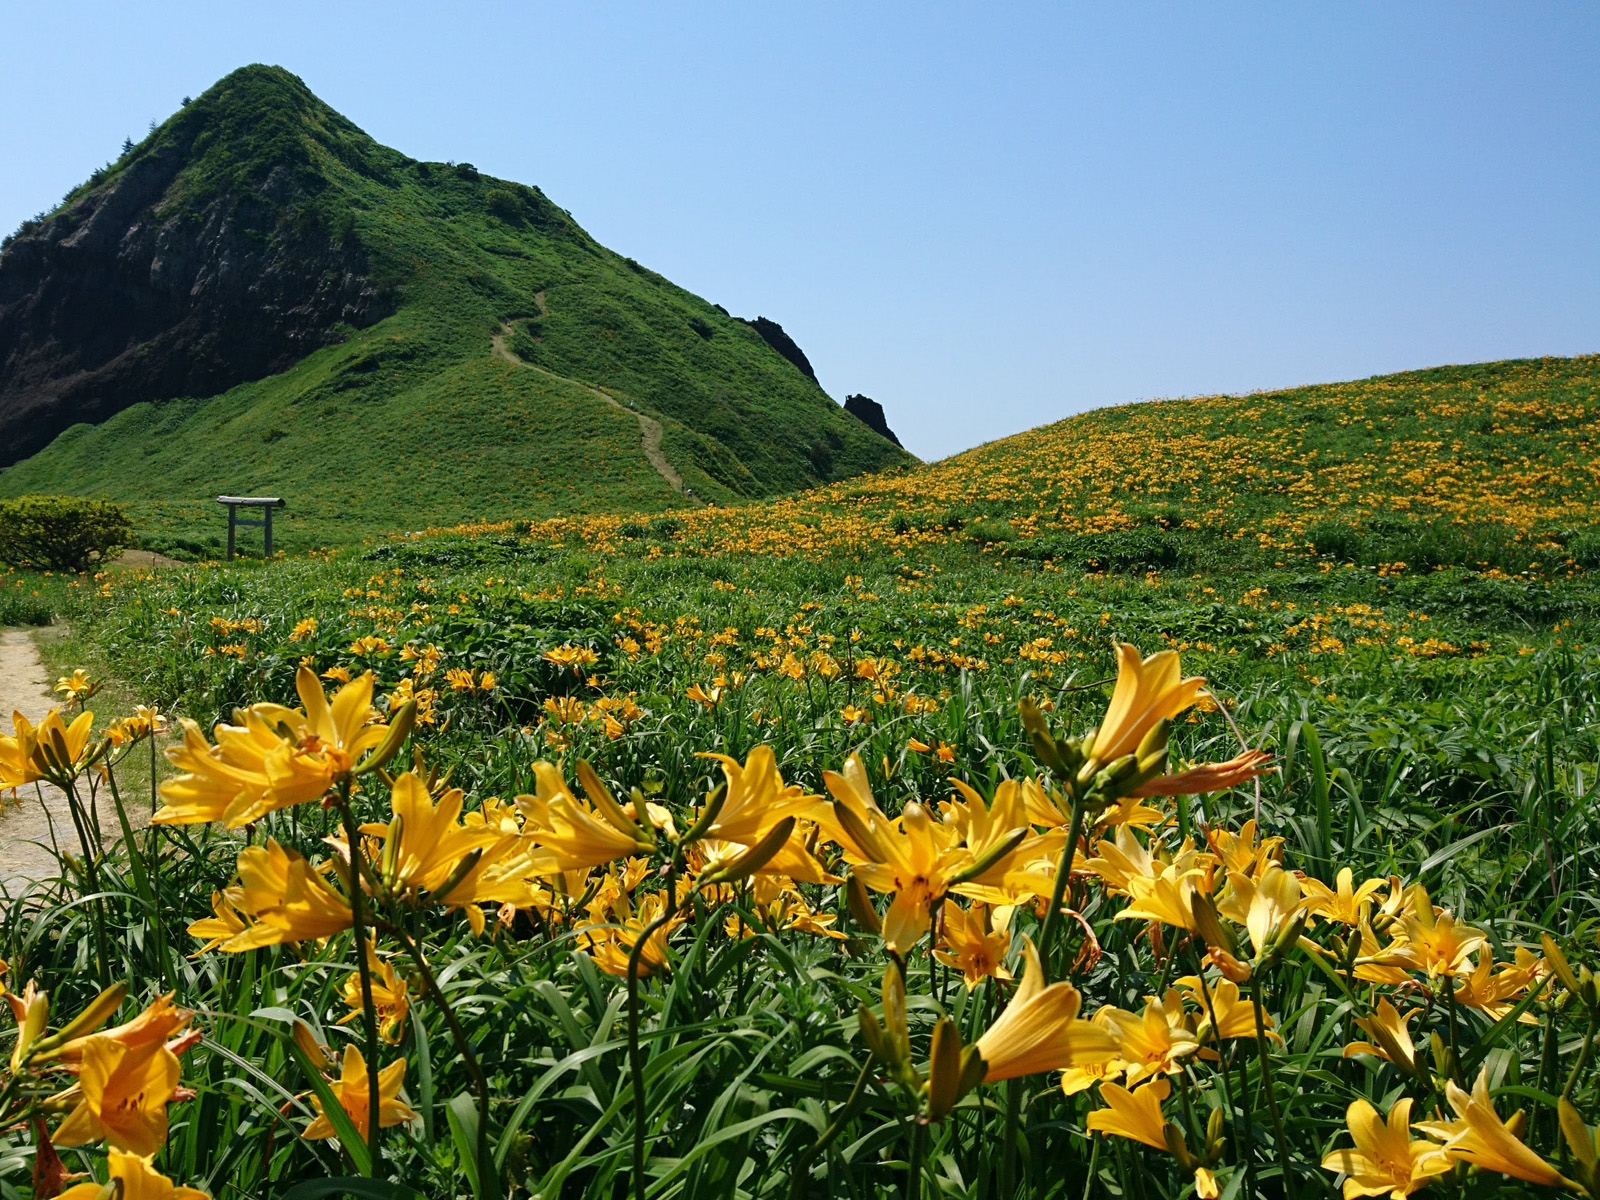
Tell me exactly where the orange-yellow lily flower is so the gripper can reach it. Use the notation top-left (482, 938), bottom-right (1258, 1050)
top-left (302, 1044), bottom-right (418, 1141)
top-left (516, 761), bottom-right (653, 872)
top-left (339, 944), bottom-right (409, 1043)
top-left (972, 938), bottom-right (1119, 1083)
top-left (1217, 866), bottom-right (1305, 960)
top-left (1364, 885), bottom-right (1487, 980)
top-left (1098, 991), bottom-right (1199, 1084)
top-left (1087, 645), bottom-right (1207, 763)
top-left (1178, 975), bottom-right (1271, 1047)
top-left (52, 1035), bottom-right (181, 1155)
top-left (1342, 998), bottom-right (1422, 1077)
top-left (56, 1149), bottom-right (208, 1200)
top-left (1416, 1068), bottom-right (1576, 1190)
top-left (0, 710), bottom-right (44, 791)
top-left (47, 993), bottom-right (193, 1064)
top-left (935, 903), bottom-right (1015, 990)
top-left (1301, 868), bottom-right (1388, 926)
top-left (1086, 1077), bottom-right (1172, 1150)
top-left (695, 747), bottom-right (832, 882)
top-left (218, 841), bottom-right (352, 951)
top-left (1320, 1097), bottom-right (1453, 1199)
top-left (585, 890), bottom-right (684, 978)
top-left (186, 891), bottom-right (249, 956)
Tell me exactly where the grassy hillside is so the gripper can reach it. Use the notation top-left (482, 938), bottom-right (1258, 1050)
top-left (0, 65), bottom-right (910, 553)
top-left (477, 353), bottom-right (1600, 577)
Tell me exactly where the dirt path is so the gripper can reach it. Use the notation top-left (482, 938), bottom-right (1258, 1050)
top-left (492, 322), bottom-right (700, 502)
top-left (0, 631), bottom-right (140, 887)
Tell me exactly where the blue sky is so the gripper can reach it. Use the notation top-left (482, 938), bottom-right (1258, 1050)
top-left (3, 3), bottom-right (1596, 461)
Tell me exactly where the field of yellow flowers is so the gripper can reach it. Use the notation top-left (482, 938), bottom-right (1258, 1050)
top-left (2, 351), bottom-right (1599, 1198)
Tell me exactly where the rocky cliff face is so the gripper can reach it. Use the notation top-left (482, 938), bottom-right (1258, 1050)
top-left (844, 393), bottom-right (902, 448)
top-left (739, 316), bottom-right (818, 385)
top-left (0, 137), bottom-right (388, 467)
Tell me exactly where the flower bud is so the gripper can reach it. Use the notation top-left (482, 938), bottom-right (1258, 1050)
top-left (699, 817), bottom-right (795, 885)
top-left (924, 1017), bottom-right (963, 1121)
top-left (847, 874), bottom-right (883, 935)
top-left (353, 700), bottom-right (415, 776)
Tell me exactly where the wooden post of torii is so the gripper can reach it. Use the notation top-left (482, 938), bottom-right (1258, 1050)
top-left (217, 496), bottom-right (286, 560)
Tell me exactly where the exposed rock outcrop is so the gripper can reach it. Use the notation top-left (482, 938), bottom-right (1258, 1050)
top-left (844, 393), bottom-right (902, 448)
top-left (739, 316), bottom-right (818, 384)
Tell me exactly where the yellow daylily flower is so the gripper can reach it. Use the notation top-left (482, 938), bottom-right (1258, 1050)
top-left (53, 1035), bottom-right (181, 1155)
top-left (1342, 998), bottom-right (1421, 1076)
top-left (186, 891), bottom-right (249, 956)
top-left (1453, 948), bottom-right (1546, 1023)
top-left (516, 761), bottom-right (652, 872)
top-left (695, 748), bottom-right (833, 882)
top-left (584, 890), bottom-right (684, 978)
top-left (1118, 867), bottom-right (1205, 932)
top-left (56, 1149), bottom-right (209, 1200)
top-left (1217, 866), bottom-right (1305, 960)
top-left (696, 745), bottom-right (817, 844)
top-left (1320, 1097), bottom-right (1453, 1199)
top-left (1178, 975), bottom-right (1271, 1047)
top-left (1364, 885), bottom-right (1487, 980)
top-left (227, 668), bottom-right (389, 824)
top-left (1087, 644), bottom-right (1207, 763)
top-left (1059, 1041), bottom-right (1127, 1096)
top-left (339, 944), bottom-right (409, 1043)
top-left (0, 710), bottom-right (43, 791)
top-left (7, 979), bottom-right (49, 1071)
top-left (1301, 868), bottom-right (1387, 926)
top-left (54, 669), bottom-right (99, 703)
top-left (27, 707), bottom-right (98, 783)
top-left (1206, 820), bottom-right (1284, 879)
top-left (153, 718), bottom-right (270, 826)
top-left (1098, 991), bottom-right (1199, 1085)
top-left (972, 937), bottom-right (1119, 1083)
top-left (935, 903), bottom-right (1015, 990)
top-left (46, 992), bottom-right (194, 1064)
top-left (219, 841), bottom-right (353, 951)
top-left (362, 773), bottom-right (500, 894)
top-left (1416, 1069), bottom-right (1576, 1190)
top-left (302, 1044), bottom-right (418, 1141)
top-left (1086, 1077), bottom-right (1171, 1150)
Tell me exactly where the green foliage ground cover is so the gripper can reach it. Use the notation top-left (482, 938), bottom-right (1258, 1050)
top-left (3, 522), bottom-right (1598, 1197)
top-left (0, 65), bottom-right (909, 556)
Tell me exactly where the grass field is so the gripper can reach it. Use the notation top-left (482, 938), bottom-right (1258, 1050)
top-left (1, 350), bottom-right (1598, 1198)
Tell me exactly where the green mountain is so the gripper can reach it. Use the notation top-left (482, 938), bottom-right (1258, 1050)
top-left (0, 65), bottom-right (912, 553)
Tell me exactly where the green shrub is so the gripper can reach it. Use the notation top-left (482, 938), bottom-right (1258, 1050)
top-left (0, 495), bottom-right (134, 571)
top-left (966, 517), bottom-right (1014, 544)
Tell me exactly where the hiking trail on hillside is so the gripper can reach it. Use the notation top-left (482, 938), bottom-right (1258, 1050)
top-left (492, 323), bottom-right (702, 504)
top-left (0, 630), bottom-right (144, 886)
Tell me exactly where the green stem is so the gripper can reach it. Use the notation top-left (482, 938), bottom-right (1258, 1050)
top-left (1562, 1008), bottom-right (1600, 1104)
top-left (338, 795), bottom-right (383, 1176)
top-left (1037, 788), bottom-right (1087, 975)
top-left (62, 778), bottom-right (109, 985)
top-left (1249, 979), bottom-right (1295, 1200)
top-left (395, 926), bottom-right (495, 1196)
top-left (1443, 976), bottom-right (1464, 1086)
top-left (908, 1119), bottom-right (924, 1200)
top-left (627, 859), bottom-right (683, 1200)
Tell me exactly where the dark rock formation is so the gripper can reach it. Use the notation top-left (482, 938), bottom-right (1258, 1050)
top-left (739, 316), bottom-right (817, 384)
top-left (844, 394), bottom-right (902, 448)
top-left (0, 74), bottom-right (390, 468)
